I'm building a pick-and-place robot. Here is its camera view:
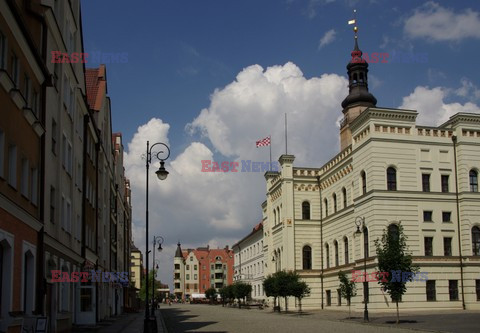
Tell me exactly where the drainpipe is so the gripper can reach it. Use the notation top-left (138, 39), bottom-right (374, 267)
top-left (316, 176), bottom-right (324, 310)
top-left (452, 135), bottom-right (466, 310)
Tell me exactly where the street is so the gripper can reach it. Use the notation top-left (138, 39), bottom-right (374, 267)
top-left (161, 304), bottom-right (425, 333)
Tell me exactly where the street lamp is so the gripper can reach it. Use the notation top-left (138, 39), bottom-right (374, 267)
top-left (354, 216), bottom-right (369, 322)
top-left (144, 141), bottom-right (170, 333)
top-left (151, 236), bottom-right (164, 316)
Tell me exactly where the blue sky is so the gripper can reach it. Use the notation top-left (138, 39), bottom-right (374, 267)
top-left (81, 0), bottom-right (480, 286)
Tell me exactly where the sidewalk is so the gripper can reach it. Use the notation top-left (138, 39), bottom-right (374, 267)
top-left (279, 308), bottom-right (480, 333)
top-left (72, 309), bottom-right (168, 333)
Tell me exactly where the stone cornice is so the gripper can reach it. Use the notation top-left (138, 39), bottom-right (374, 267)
top-left (350, 107), bottom-right (418, 132)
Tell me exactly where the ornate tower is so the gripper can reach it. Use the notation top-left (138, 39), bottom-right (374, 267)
top-left (339, 17), bottom-right (377, 150)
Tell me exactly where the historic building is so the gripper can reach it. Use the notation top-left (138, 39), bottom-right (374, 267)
top-left (0, 0), bottom-right (49, 331)
top-left (232, 222), bottom-right (266, 301)
top-left (173, 243), bottom-right (234, 300)
top-left (0, 1), bottom-right (134, 331)
top-left (262, 34), bottom-right (480, 312)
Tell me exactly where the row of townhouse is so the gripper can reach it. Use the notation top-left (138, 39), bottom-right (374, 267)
top-left (232, 34), bottom-right (480, 311)
top-left (173, 243), bottom-right (234, 299)
top-left (0, 1), bottom-right (135, 332)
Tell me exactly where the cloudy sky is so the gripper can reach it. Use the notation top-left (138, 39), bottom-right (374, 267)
top-left (81, 0), bottom-right (480, 287)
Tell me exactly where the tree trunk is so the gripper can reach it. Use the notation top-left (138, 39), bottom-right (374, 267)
top-left (396, 301), bottom-right (399, 324)
top-left (298, 298), bottom-right (302, 313)
top-left (285, 297), bottom-right (288, 312)
top-left (348, 299), bottom-right (351, 319)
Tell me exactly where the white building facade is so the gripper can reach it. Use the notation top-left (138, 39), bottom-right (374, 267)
top-left (232, 223), bottom-right (266, 301)
top-left (262, 36), bottom-right (480, 312)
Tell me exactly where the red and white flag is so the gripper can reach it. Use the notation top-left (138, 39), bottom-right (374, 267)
top-left (256, 136), bottom-right (271, 147)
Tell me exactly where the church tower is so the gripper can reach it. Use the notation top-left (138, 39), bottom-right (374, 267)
top-left (339, 15), bottom-right (377, 150)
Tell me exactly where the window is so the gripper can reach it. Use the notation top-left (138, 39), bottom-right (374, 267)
top-left (423, 211), bottom-right (433, 222)
top-left (333, 194), bottom-right (337, 213)
top-left (11, 53), bottom-right (19, 87)
top-left (0, 130), bottom-right (4, 178)
top-left (8, 145), bottom-right (17, 188)
top-left (472, 227), bottom-right (480, 256)
top-left (426, 280), bottom-right (436, 301)
top-left (174, 264), bottom-right (180, 270)
top-left (326, 290), bottom-right (331, 306)
top-left (387, 167), bottom-right (397, 191)
top-left (442, 212), bottom-right (451, 223)
top-left (194, 274), bottom-right (197, 280)
top-left (23, 251), bottom-right (34, 314)
top-left (186, 264), bottom-right (190, 270)
top-left (62, 135), bottom-right (72, 175)
top-left (302, 246), bottom-right (312, 270)
top-left (361, 171), bottom-right (367, 194)
top-left (23, 74), bottom-right (31, 106)
top-left (189, 257), bottom-right (193, 261)
top-left (424, 237), bottom-right (433, 256)
top-left (324, 199), bottom-right (328, 217)
top-left (51, 119), bottom-right (57, 155)
top-left (344, 237), bottom-right (349, 264)
top-left (444, 237), bottom-right (452, 256)
top-left (441, 175), bottom-right (449, 192)
top-left (333, 240), bottom-right (339, 266)
top-left (449, 280), bottom-right (458, 301)
top-left (302, 201), bottom-right (310, 220)
top-left (194, 265), bottom-right (197, 270)
top-left (422, 174), bottom-right (430, 192)
top-left (186, 274), bottom-right (190, 280)
top-left (20, 158), bottom-right (29, 198)
top-left (50, 186), bottom-right (55, 223)
top-left (476, 280), bottom-right (480, 301)
top-left (0, 31), bottom-right (7, 69)
top-left (470, 170), bottom-right (478, 192)
top-left (325, 244), bottom-right (330, 268)
top-left (363, 227), bottom-right (369, 258)
top-left (342, 187), bottom-right (347, 208)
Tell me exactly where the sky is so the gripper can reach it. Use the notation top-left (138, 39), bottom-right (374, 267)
top-left (80, 0), bottom-right (480, 288)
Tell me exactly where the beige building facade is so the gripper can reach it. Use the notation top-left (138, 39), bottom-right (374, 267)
top-left (262, 37), bottom-right (480, 312)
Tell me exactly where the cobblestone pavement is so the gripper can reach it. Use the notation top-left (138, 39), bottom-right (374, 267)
top-left (161, 304), bottom-right (431, 333)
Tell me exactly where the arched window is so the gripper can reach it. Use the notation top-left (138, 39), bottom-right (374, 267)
top-left (342, 187), bottom-right (347, 208)
top-left (302, 201), bottom-right (310, 220)
top-left (472, 226), bottom-right (480, 256)
top-left (277, 207), bottom-right (281, 224)
top-left (325, 244), bottom-right (330, 268)
top-left (344, 237), bottom-right (349, 264)
top-left (388, 224), bottom-right (400, 242)
top-left (333, 194), bottom-right (337, 213)
top-left (334, 240), bottom-right (339, 266)
top-left (363, 227), bottom-right (369, 258)
top-left (361, 171), bottom-right (367, 194)
top-left (470, 170), bottom-right (478, 192)
top-left (324, 199), bottom-right (328, 217)
top-left (387, 167), bottom-right (397, 191)
top-left (302, 245), bottom-right (312, 270)
top-left (273, 210), bottom-right (276, 225)
top-left (23, 250), bottom-right (34, 314)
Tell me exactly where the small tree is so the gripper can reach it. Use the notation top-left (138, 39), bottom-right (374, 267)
top-left (205, 287), bottom-right (217, 304)
top-left (291, 280), bottom-right (310, 313)
top-left (219, 286), bottom-right (228, 306)
top-left (338, 271), bottom-right (357, 318)
top-left (233, 282), bottom-right (252, 308)
top-left (375, 224), bottom-right (419, 324)
top-left (263, 275), bottom-right (279, 311)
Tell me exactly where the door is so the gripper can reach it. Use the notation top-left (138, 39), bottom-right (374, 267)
top-left (75, 282), bottom-right (96, 325)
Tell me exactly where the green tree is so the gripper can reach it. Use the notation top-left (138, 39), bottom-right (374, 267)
top-left (338, 271), bottom-right (357, 318)
top-left (275, 271), bottom-right (297, 312)
top-left (375, 224), bottom-right (419, 324)
top-left (232, 282), bottom-right (252, 308)
top-left (263, 275), bottom-right (279, 311)
top-left (205, 287), bottom-right (217, 304)
top-left (290, 278), bottom-right (311, 313)
top-left (138, 270), bottom-right (163, 303)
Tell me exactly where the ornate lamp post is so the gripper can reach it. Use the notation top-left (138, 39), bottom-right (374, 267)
top-left (151, 236), bottom-right (164, 315)
top-left (355, 216), bottom-right (368, 322)
top-left (144, 141), bottom-right (170, 333)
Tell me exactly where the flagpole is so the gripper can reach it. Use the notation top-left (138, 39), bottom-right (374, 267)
top-left (269, 135), bottom-right (272, 171)
top-left (285, 113), bottom-right (288, 155)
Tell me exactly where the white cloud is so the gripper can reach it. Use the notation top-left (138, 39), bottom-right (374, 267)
top-left (126, 62), bottom-right (348, 287)
top-left (399, 84), bottom-right (480, 126)
top-left (404, 1), bottom-right (480, 41)
top-left (318, 29), bottom-right (337, 49)
top-left (455, 78), bottom-right (480, 100)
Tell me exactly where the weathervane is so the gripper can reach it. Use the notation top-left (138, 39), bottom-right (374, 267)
top-left (348, 9), bottom-right (358, 39)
